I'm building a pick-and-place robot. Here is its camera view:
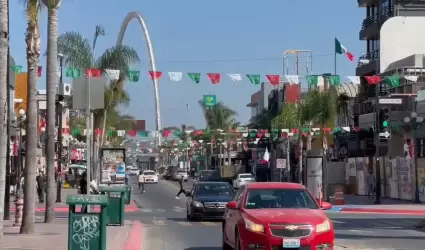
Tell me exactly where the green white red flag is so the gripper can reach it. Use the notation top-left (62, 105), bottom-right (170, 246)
top-left (335, 38), bottom-right (354, 61)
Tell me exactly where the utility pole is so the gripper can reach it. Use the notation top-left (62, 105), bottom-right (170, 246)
top-left (56, 55), bottom-right (63, 203)
top-left (374, 81), bottom-right (381, 204)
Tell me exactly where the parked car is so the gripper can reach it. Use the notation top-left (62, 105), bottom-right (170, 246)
top-left (186, 181), bottom-right (234, 221)
top-left (232, 173), bottom-right (255, 189)
top-left (173, 169), bottom-right (188, 181)
top-left (143, 170), bottom-right (158, 183)
top-left (222, 182), bottom-right (334, 250)
top-left (127, 166), bottom-right (139, 176)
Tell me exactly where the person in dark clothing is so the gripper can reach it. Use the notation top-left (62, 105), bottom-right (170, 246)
top-left (80, 172), bottom-right (88, 212)
top-left (36, 174), bottom-right (45, 203)
top-left (175, 178), bottom-right (187, 199)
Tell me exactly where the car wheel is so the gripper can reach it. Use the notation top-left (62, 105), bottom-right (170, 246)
top-left (188, 208), bottom-right (195, 221)
top-left (235, 230), bottom-right (241, 250)
top-left (222, 224), bottom-right (233, 250)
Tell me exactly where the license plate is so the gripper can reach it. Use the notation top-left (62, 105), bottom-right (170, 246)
top-left (282, 239), bottom-right (300, 248)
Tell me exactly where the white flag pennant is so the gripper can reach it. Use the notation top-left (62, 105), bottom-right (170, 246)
top-left (168, 72), bottom-right (183, 82)
top-left (404, 76), bottom-right (419, 82)
top-left (57, 67), bottom-right (61, 78)
top-left (227, 73), bottom-right (242, 82)
top-left (284, 75), bottom-right (299, 85)
top-left (346, 76), bottom-right (360, 85)
top-left (105, 69), bottom-right (120, 80)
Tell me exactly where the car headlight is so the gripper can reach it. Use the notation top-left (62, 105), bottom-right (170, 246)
top-left (192, 201), bottom-right (203, 207)
top-left (316, 220), bottom-right (331, 233)
top-left (244, 218), bottom-right (264, 233)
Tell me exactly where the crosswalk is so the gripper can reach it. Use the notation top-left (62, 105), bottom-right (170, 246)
top-left (139, 206), bottom-right (186, 213)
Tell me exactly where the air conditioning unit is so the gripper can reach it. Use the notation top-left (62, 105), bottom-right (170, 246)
top-left (59, 83), bottom-right (71, 96)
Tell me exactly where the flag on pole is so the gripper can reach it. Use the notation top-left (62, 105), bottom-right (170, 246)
top-left (335, 38), bottom-right (354, 61)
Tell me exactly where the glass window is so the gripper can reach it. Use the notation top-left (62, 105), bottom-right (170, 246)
top-left (195, 183), bottom-right (234, 196)
top-left (244, 188), bottom-right (319, 209)
top-left (143, 170), bottom-right (155, 175)
top-left (239, 174), bottom-right (254, 179)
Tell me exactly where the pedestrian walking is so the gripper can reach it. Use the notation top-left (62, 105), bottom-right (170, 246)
top-left (175, 177), bottom-right (187, 199)
top-left (138, 170), bottom-right (145, 193)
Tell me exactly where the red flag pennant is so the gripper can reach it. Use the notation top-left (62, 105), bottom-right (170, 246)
top-left (86, 68), bottom-right (101, 77)
top-left (62, 128), bottom-right (70, 134)
top-left (149, 71), bottom-right (162, 80)
top-left (266, 75), bottom-right (280, 85)
top-left (365, 76), bottom-right (381, 85)
top-left (37, 66), bottom-right (42, 77)
top-left (207, 73), bottom-right (221, 84)
top-left (128, 130), bottom-right (137, 137)
top-left (291, 128), bottom-right (299, 134)
top-left (95, 129), bottom-right (104, 135)
top-left (163, 130), bottom-right (171, 137)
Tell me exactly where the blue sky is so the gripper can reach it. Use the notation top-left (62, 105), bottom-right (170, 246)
top-left (10, 0), bottom-right (365, 130)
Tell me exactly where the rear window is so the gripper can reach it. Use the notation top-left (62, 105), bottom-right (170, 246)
top-left (239, 174), bottom-right (254, 179)
top-left (143, 171), bottom-right (155, 175)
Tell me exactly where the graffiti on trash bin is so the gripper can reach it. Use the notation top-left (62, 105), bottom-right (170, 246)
top-left (72, 215), bottom-right (100, 250)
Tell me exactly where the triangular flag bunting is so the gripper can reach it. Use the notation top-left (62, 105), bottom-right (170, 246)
top-left (168, 72), bottom-right (183, 82)
top-left (207, 73), bottom-right (221, 84)
top-left (385, 75), bottom-right (400, 87)
top-left (66, 68), bottom-right (83, 78)
top-left (405, 76), bottom-right (418, 82)
top-left (327, 75), bottom-right (341, 86)
top-left (266, 75), bottom-right (280, 85)
top-left (149, 71), bottom-right (162, 80)
top-left (306, 75), bottom-right (319, 87)
top-left (227, 73), bottom-right (242, 82)
top-left (346, 76), bottom-right (360, 84)
top-left (246, 74), bottom-right (260, 85)
top-left (365, 76), bottom-right (381, 85)
top-left (128, 70), bottom-right (140, 82)
top-left (187, 73), bottom-right (201, 83)
top-left (86, 68), bottom-right (101, 77)
top-left (11, 65), bottom-right (22, 74)
top-left (105, 69), bottom-right (120, 80)
top-left (284, 75), bottom-right (299, 85)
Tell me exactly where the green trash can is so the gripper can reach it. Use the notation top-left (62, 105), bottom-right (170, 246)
top-left (67, 194), bottom-right (108, 250)
top-left (98, 186), bottom-right (126, 226)
top-left (124, 185), bottom-right (132, 205)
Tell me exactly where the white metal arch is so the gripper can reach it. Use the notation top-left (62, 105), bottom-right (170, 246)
top-left (116, 11), bottom-right (162, 144)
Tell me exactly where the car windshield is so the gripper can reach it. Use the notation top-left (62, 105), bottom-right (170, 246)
top-left (177, 170), bottom-right (186, 174)
top-left (196, 183), bottom-right (234, 196)
top-left (244, 188), bottom-right (318, 209)
top-left (143, 171), bottom-right (155, 175)
top-left (239, 174), bottom-right (254, 179)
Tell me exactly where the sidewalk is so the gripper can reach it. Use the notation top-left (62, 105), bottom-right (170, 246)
top-left (4, 219), bottom-right (142, 250)
top-left (329, 195), bottom-right (425, 214)
top-left (9, 188), bottom-right (139, 213)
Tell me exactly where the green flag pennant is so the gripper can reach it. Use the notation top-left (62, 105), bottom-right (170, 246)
top-left (246, 74), bottom-right (260, 85)
top-left (71, 128), bottom-right (81, 136)
top-left (327, 75), bottom-right (341, 86)
top-left (385, 75), bottom-right (400, 87)
top-left (11, 65), bottom-right (23, 74)
top-left (187, 73), bottom-right (201, 83)
top-left (106, 131), bottom-right (114, 136)
top-left (128, 70), bottom-right (140, 82)
top-left (65, 68), bottom-right (83, 78)
top-left (306, 75), bottom-right (319, 87)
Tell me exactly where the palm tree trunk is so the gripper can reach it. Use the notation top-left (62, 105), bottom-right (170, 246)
top-left (0, 0), bottom-right (9, 245)
top-left (20, 0), bottom-right (40, 234)
top-left (44, 5), bottom-right (59, 224)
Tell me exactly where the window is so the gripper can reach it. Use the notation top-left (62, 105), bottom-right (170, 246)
top-left (244, 188), bottom-right (318, 209)
top-left (143, 171), bottom-right (155, 175)
top-left (195, 183), bottom-right (234, 196)
top-left (239, 174), bottom-right (254, 179)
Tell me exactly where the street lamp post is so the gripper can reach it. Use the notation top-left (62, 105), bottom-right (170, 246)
top-left (404, 111), bottom-right (424, 204)
top-left (56, 54), bottom-right (64, 203)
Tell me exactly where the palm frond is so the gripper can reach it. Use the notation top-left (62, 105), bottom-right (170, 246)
top-left (95, 45), bottom-right (140, 75)
top-left (93, 25), bottom-right (105, 54)
top-left (57, 32), bottom-right (93, 68)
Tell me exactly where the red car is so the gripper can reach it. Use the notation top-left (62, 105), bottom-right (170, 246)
top-left (222, 182), bottom-right (334, 250)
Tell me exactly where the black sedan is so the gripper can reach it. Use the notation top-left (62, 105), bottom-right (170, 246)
top-left (186, 181), bottom-right (234, 221)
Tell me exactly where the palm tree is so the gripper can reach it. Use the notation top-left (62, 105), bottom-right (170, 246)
top-left (56, 26), bottom-right (139, 144)
top-left (42, 0), bottom-right (61, 224)
top-left (0, 0), bottom-right (9, 243)
top-left (336, 93), bottom-right (350, 127)
top-left (198, 100), bottom-right (238, 130)
top-left (21, 0), bottom-right (42, 234)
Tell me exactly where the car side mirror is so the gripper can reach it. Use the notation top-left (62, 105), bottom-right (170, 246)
top-left (226, 201), bottom-right (238, 210)
top-left (321, 202), bottom-right (332, 210)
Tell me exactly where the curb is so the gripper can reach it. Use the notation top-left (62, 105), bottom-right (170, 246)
top-left (339, 207), bottom-right (425, 215)
top-left (123, 221), bottom-right (143, 250)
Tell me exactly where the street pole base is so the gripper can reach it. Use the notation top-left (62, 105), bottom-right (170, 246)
top-left (374, 199), bottom-right (381, 204)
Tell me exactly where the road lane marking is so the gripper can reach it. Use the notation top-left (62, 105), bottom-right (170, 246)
top-left (157, 209), bottom-right (166, 213)
top-left (201, 221), bottom-right (219, 226)
top-left (164, 180), bottom-right (179, 190)
top-left (153, 220), bottom-right (166, 226)
top-left (176, 221), bottom-right (192, 226)
top-left (140, 209), bottom-right (153, 213)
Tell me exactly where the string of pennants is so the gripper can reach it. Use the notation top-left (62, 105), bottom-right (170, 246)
top-left (10, 65), bottom-right (419, 87)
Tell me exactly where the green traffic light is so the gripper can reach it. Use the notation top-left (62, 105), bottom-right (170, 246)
top-left (383, 121), bottom-right (388, 127)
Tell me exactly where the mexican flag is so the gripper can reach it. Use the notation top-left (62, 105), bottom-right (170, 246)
top-left (335, 38), bottom-right (354, 61)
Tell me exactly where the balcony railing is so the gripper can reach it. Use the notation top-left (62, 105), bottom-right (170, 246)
top-left (357, 50), bottom-right (379, 67)
top-left (360, 6), bottom-right (394, 31)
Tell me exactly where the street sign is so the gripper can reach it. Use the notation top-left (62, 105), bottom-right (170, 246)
top-left (203, 94), bottom-right (217, 107)
top-left (276, 158), bottom-right (286, 169)
top-left (379, 98), bottom-right (402, 104)
top-left (379, 131), bottom-right (391, 139)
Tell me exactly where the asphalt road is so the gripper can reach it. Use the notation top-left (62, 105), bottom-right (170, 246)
top-left (128, 177), bottom-right (425, 249)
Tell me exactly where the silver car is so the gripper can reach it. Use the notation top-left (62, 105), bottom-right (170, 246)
top-left (173, 170), bottom-right (188, 182)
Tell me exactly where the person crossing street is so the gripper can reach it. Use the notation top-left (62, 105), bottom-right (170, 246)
top-left (175, 177), bottom-right (187, 199)
top-left (138, 170), bottom-right (146, 193)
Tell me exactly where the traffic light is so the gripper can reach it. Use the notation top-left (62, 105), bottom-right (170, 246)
top-left (379, 108), bottom-right (390, 131)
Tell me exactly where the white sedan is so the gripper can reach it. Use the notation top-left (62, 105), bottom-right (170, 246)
top-left (143, 170), bottom-right (158, 183)
top-left (233, 173), bottom-right (255, 188)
